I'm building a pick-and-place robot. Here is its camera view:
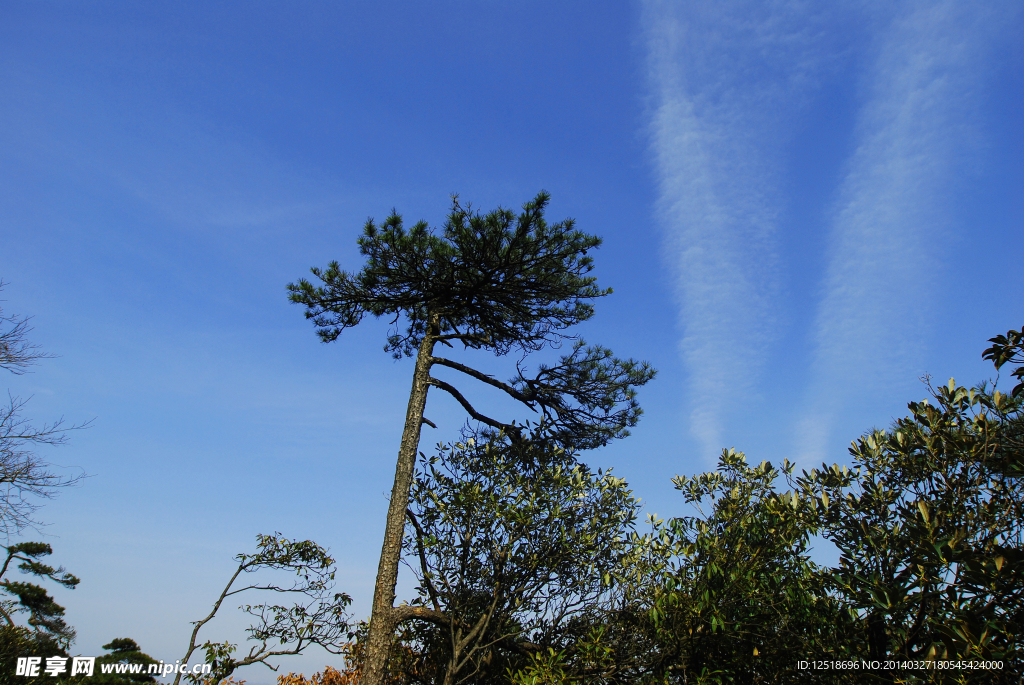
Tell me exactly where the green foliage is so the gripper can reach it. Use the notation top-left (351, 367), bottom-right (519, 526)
top-left (0, 542), bottom-right (79, 648)
top-left (794, 376), bottom-right (1024, 671)
top-left (983, 325), bottom-right (1024, 398)
top-left (185, 640), bottom-right (237, 685)
top-left (90, 638), bottom-right (159, 684)
top-left (517, 329), bottom-right (1022, 684)
top-left (636, 450), bottom-right (852, 683)
top-left (506, 647), bottom-right (571, 685)
top-left (394, 432), bottom-right (641, 684)
top-left (504, 340), bottom-right (655, 450)
top-left (0, 625), bottom-right (67, 684)
top-left (288, 191), bottom-right (655, 452)
top-left (288, 192), bottom-right (607, 358)
top-left (582, 332), bottom-right (1023, 684)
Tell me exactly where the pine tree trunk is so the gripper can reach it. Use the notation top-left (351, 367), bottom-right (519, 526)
top-left (361, 317), bottom-right (438, 685)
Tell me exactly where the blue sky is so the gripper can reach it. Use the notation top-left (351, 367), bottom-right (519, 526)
top-left (1, 1), bottom-right (1021, 679)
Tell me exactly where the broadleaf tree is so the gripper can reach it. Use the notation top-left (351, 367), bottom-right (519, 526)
top-left (793, 376), bottom-right (1024, 672)
top-left (645, 451), bottom-right (854, 683)
top-left (393, 431), bottom-right (639, 685)
top-left (174, 533), bottom-right (352, 685)
top-left (288, 192), bottom-right (655, 685)
top-left (497, 329), bottom-right (1024, 684)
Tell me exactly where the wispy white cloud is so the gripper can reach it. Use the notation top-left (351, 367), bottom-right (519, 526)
top-left (797, 1), bottom-right (1009, 463)
top-left (643, 0), bottom-right (837, 460)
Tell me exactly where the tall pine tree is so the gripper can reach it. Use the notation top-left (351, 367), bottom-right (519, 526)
top-left (289, 192), bottom-right (654, 685)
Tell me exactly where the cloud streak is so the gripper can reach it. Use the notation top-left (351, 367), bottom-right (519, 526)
top-left (645, 1), bottom-right (1016, 465)
top-left (643, 0), bottom-right (836, 460)
top-left (798, 1), bottom-right (1008, 463)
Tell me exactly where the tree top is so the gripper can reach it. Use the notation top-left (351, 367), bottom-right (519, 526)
top-left (288, 192), bottom-right (610, 357)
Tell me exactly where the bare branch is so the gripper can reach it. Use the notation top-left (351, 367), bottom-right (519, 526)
top-left (426, 377), bottom-right (519, 437)
top-left (0, 284), bottom-right (55, 375)
top-left (173, 559), bottom-right (252, 685)
top-left (1, 398), bottom-right (89, 538)
top-left (406, 509), bottom-right (441, 612)
top-left (431, 357), bottom-right (536, 407)
top-left (392, 604), bottom-right (450, 627)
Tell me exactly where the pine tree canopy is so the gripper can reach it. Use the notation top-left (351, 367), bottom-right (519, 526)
top-left (287, 192), bottom-right (609, 358)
